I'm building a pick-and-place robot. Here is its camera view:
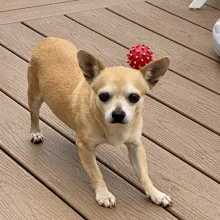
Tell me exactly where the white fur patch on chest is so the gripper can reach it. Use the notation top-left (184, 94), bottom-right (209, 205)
top-left (105, 127), bottom-right (131, 146)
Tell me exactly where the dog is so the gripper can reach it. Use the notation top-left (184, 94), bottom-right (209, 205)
top-left (27, 37), bottom-right (171, 208)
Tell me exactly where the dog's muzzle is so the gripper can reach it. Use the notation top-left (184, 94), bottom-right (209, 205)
top-left (111, 107), bottom-right (126, 124)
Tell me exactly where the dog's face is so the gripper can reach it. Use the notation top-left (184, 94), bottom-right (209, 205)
top-left (77, 50), bottom-right (170, 124)
top-left (91, 67), bottom-right (146, 124)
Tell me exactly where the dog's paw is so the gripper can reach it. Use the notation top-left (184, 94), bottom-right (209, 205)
top-left (148, 189), bottom-right (171, 207)
top-left (96, 189), bottom-right (116, 208)
top-left (31, 132), bottom-right (44, 144)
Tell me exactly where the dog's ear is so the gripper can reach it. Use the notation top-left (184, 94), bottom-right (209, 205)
top-left (77, 50), bottom-right (105, 82)
top-left (140, 57), bottom-right (170, 89)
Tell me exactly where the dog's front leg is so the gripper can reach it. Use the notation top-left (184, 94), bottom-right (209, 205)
top-left (126, 141), bottom-right (171, 207)
top-left (77, 141), bottom-right (116, 208)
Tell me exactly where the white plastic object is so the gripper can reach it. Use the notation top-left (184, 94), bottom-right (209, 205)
top-left (189, 0), bottom-right (207, 9)
top-left (213, 19), bottom-right (220, 57)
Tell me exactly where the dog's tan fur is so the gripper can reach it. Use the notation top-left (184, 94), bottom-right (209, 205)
top-left (27, 37), bottom-right (171, 208)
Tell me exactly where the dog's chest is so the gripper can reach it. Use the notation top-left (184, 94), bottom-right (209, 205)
top-left (105, 128), bottom-right (131, 146)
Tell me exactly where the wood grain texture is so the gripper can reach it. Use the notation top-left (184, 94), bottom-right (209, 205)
top-left (0, 21), bottom-right (125, 66)
top-left (0, 22), bottom-right (43, 61)
top-left (0, 0), bottom-right (145, 24)
top-left (144, 0), bottom-right (220, 30)
top-left (0, 0), bottom-right (75, 12)
top-left (0, 150), bottom-right (83, 220)
top-left (207, 0), bottom-right (220, 10)
top-left (68, 9), bottom-right (220, 94)
top-left (152, 70), bottom-right (220, 134)
top-left (108, 2), bottom-right (216, 60)
top-left (1, 93), bottom-right (220, 220)
top-left (142, 97), bottom-right (220, 182)
top-left (1, 21), bottom-right (220, 181)
top-left (0, 92), bottom-right (176, 220)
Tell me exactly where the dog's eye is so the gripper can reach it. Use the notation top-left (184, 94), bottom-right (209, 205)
top-left (99, 92), bottom-right (110, 102)
top-left (128, 93), bottom-right (140, 103)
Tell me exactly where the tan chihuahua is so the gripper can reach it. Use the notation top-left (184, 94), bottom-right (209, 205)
top-left (27, 37), bottom-right (171, 208)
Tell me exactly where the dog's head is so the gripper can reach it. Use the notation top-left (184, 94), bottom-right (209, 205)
top-left (77, 50), bottom-right (169, 124)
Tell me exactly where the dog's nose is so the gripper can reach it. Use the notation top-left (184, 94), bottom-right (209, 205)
top-left (112, 108), bottom-right (125, 123)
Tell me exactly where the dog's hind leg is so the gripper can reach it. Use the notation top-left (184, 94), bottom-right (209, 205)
top-left (27, 64), bottom-right (44, 144)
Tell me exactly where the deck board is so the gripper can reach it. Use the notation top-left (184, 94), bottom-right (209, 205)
top-left (0, 149), bottom-right (83, 220)
top-left (1, 20), bottom-right (220, 181)
top-left (0, 92), bottom-right (177, 220)
top-left (0, 0), bottom-right (75, 12)
top-left (0, 0), bottom-right (144, 24)
top-left (206, 0), bottom-right (220, 10)
top-left (145, 0), bottom-right (220, 30)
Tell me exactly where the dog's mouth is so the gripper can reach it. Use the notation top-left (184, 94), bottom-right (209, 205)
top-left (110, 120), bottom-right (127, 124)
top-left (108, 117), bottom-right (129, 124)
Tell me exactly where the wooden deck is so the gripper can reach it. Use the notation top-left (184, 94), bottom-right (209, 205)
top-left (0, 0), bottom-right (220, 219)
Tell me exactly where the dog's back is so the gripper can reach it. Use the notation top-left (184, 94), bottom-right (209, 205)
top-left (28, 37), bottom-right (92, 129)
